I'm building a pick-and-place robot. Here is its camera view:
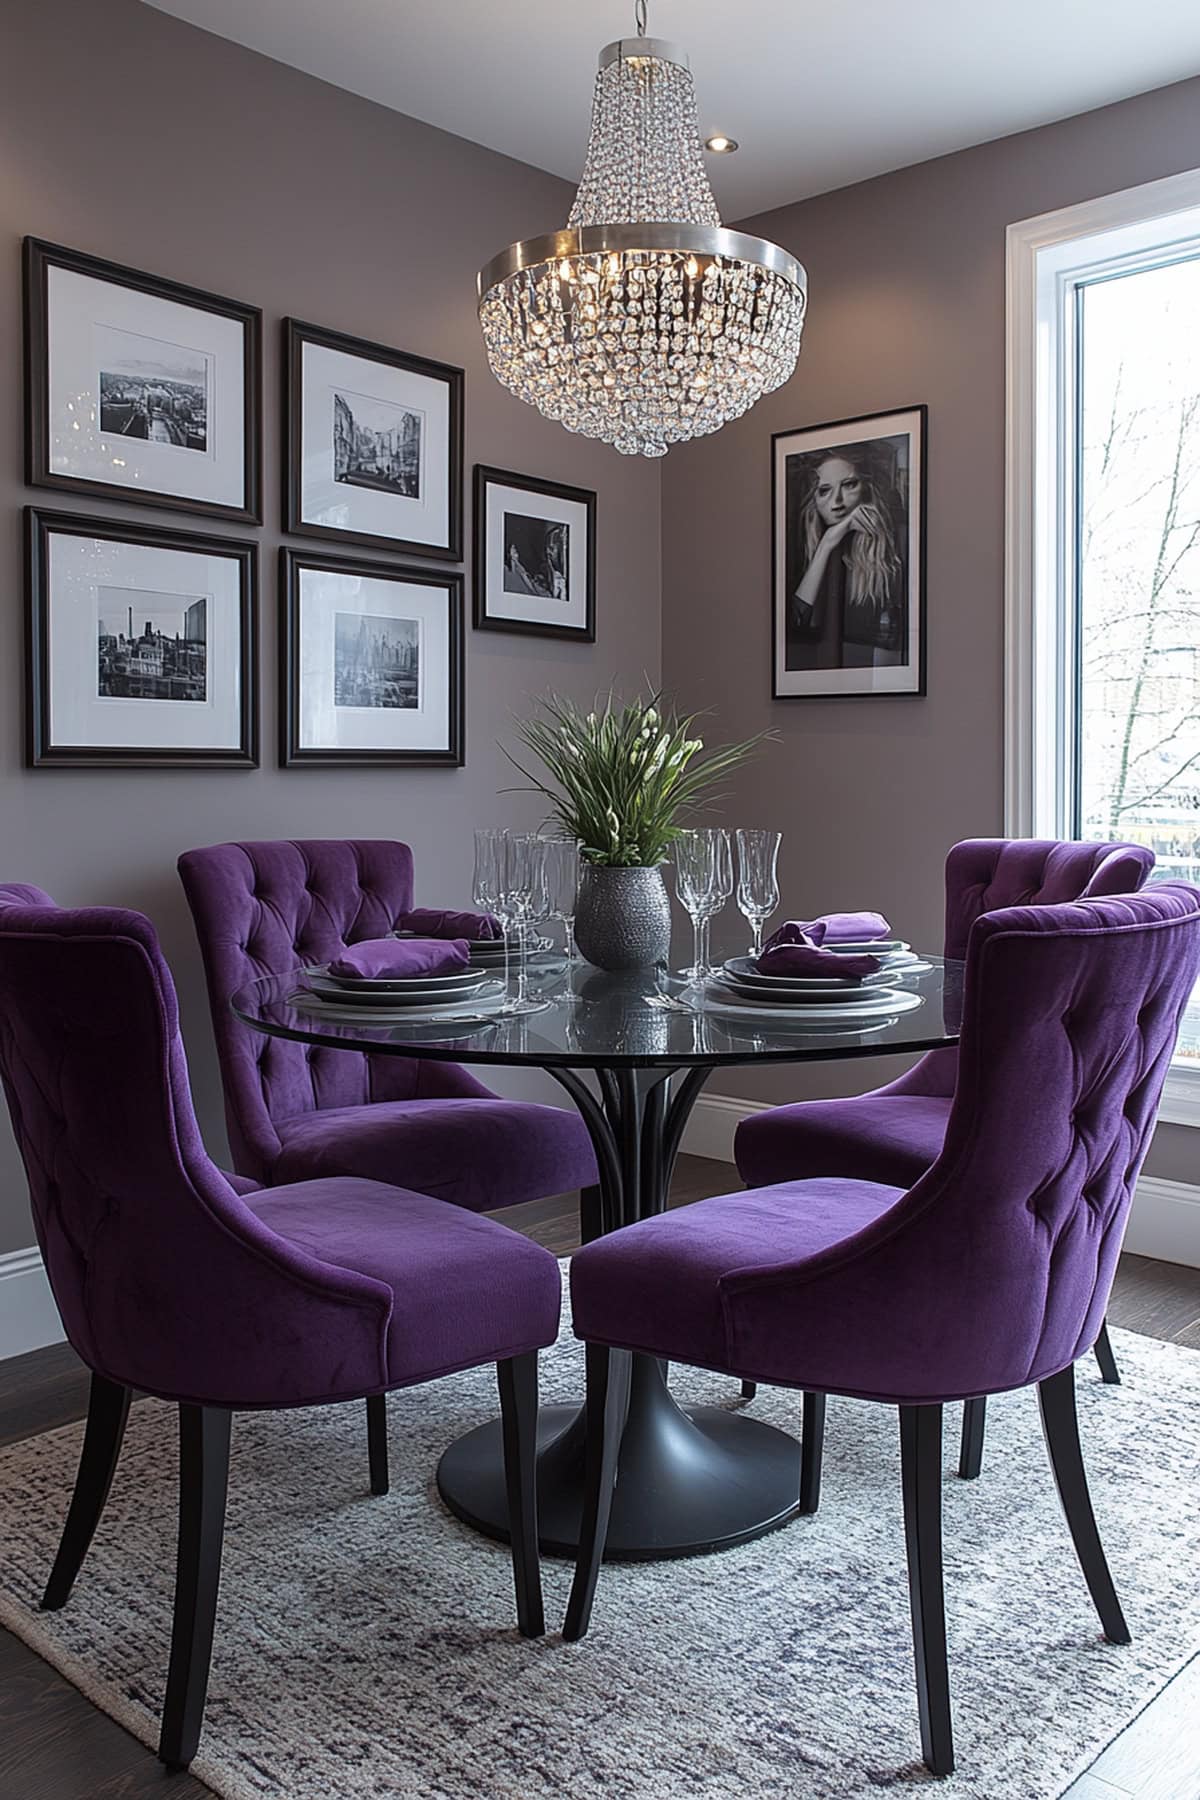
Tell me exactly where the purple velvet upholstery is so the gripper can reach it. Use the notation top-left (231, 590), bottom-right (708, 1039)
top-left (0, 902), bottom-right (562, 1409)
top-left (0, 881), bottom-right (262, 1200)
top-left (0, 883), bottom-right (57, 909)
top-left (575, 885), bottom-right (1200, 1402)
top-left (735, 837), bottom-right (1155, 1189)
top-left (177, 840), bottom-right (596, 1206)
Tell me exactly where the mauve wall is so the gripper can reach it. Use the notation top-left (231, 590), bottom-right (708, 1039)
top-left (662, 75), bottom-right (1200, 1184)
top-left (0, 0), bottom-right (661, 1255)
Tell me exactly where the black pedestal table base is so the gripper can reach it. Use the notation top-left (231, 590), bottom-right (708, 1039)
top-left (436, 1065), bottom-right (803, 1559)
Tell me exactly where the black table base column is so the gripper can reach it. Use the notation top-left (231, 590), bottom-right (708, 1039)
top-left (436, 1064), bottom-right (802, 1560)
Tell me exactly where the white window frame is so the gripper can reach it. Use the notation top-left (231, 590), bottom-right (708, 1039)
top-left (1006, 168), bottom-right (1200, 1128)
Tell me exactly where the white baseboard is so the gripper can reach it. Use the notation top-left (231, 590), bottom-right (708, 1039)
top-left (0, 1245), bottom-right (65, 1361)
top-left (681, 1093), bottom-right (768, 1163)
top-left (682, 1093), bottom-right (1200, 1268)
top-left (1123, 1176), bottom-right (1200, 1267)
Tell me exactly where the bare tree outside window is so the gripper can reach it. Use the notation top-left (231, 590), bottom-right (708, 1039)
top-left (1077, 259), bottom-right (1200, 1062)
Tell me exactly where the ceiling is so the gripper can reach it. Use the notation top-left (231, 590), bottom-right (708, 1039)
top-left (142, 1), bottom-right (1200, 220)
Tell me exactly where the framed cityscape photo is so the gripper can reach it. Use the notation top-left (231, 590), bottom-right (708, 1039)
top-left (281, 549), bottom-right (463, 767)
top-left (285, 319), bottom-right (463, 560)
top-left (24, 239), bottom-right (262, 523)
top-left (473, 465), bottom-right (596, 641)
top-left (26, 509), bottom-right (258, 768)
top-left (772, 405), bottom-right (926, 699)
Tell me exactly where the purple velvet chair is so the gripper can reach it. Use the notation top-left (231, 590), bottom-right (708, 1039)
top-left (734, 837), bottom-right (1155, 1462)
top-left (564, 884), bottom-right (1200, 1775)
top-left (0, 900), bottom-right (561, 1770)
top-left (178, 839), bottom-right (598, 1214)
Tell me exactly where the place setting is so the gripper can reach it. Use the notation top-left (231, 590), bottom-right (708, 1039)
top-left (291, 829), bottom-right (579, 1029)
top-left (671, 826), bottom-right (930, 1031)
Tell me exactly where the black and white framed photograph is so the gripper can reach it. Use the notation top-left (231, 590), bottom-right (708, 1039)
top-left (772, 406), bottom-right (926, 698)
top-left (473, 465), bottom-right (596, 640)
top-left (280, 548), bottom-right (463, 767)
top-left (24, 239), bottom-right (261, 523)
top-left (285, 319), bottom-right (463, 560)
top-left (26, 508), bottom-right (258, 768)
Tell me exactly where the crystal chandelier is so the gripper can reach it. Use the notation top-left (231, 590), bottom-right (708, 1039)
top-left (477, 4), bottom-right (807, 458)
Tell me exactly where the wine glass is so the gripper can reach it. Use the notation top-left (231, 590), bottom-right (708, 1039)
top-left (673, 828), bottom-right (729, 985)
top-left (735, 829), bottom-right (781, 957)
top-left (473, 828), bottom-right (512, 997)
top-left (542, 836), bottom-right (582, 987)
top-left (501, 832), bottom-right (549, 1014)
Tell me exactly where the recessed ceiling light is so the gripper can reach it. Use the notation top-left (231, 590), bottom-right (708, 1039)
top-left (703, 133), bottom-right (739, 154)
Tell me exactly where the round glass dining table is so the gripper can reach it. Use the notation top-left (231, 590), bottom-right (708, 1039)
top-left (233, 944), bottom-right (963, 1561)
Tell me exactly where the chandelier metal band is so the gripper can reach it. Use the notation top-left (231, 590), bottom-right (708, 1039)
top-left (597, 36), bottom-right (689, 71)
top-left (477, 225), bottom-right (805, 299)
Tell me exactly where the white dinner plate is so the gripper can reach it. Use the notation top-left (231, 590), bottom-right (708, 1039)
top-left (821, 938), bottom-right (911, 956)
top-left (700, 984), bottom-right (925, 1025)
top-left (714, 976), bottom-right (893, 1004)
top-left (722, 956), bottom-right (893, 992)
top-left (305, 962), bottom-right (483, 994)
top-left (303, 974), bottom-right (500, 1008)
top-left (291, 985), bottom-right (507, 1023)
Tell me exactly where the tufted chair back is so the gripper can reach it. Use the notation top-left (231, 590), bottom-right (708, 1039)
top-left (886, 837), bottom-right (1154, 1101)
top-left (0, 883), bottom-right (56, 909)
top-left (727, 884), bottom-right (1200, 1401)
top-left (178, 839), bottom-right (489, 1182)
top-left (0, 903), bottom-right (389, 1406)
top-left (941, 838), bottom-right (1154, 962)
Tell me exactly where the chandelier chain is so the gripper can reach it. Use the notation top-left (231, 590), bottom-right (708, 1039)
top-left (635, 0), bottom-right (647, 34)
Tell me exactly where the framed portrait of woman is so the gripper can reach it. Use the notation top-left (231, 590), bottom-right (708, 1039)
top-left (772, 406), bottom-right (926, 699)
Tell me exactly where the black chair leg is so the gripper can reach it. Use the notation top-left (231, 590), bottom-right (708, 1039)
top-left (958, 1397), bottom-right (987, 1480)
top-left (799, 1391), bottom-right (825, 1514)
top-left (580, 1182), bottom-right (603, 1245)
top-left (366, 1394), bottom-right (389, 1495)
top-left (41, 1374), bottom-right (132, 1612)
top-left (158, 1405), bottom-right (232, 1772)
top-left (1093, 1319), bottom-right (1121, 1386)
top-left (564, 1345), bottom-right (632, 1642)
top-left (1038, 1363), bottom-right (1130, 1644)
top-left (741, 1380), bottom-right (758, 1400)
top-left (899, 1403), bottom-right (954, 1777)
top-left (497, 1352), bottom-right (544, 1639)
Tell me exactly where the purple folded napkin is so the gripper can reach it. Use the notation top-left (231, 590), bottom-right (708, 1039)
top-left (756, 942), bottom-right (881, 980)
top-left (764, 911), bottom-right (891, 950)
top-left (400, 907), bottom-right (502, 941)
top-left (327, 937), bottom-right (470, 980)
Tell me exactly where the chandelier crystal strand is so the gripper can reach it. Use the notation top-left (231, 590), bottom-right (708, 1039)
top-left (477, 15), bottom-right (806, 457)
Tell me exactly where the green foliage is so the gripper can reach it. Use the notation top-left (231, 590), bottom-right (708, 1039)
top-left (504, 689), bottom-right (765, 867)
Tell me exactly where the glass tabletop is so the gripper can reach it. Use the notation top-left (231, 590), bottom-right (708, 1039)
top-left (232, 940), bottom-right (964, 1070)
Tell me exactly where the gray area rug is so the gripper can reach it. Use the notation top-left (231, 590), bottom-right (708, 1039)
top-left (0, 1292), bottom-right (1197, 1799)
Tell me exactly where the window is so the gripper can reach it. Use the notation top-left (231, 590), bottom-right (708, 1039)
top-left (1007, 170), bottom-right (1200, 1121)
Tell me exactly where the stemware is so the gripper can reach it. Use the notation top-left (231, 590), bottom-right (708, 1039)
top-left (735, 828), bottom-right (782, 957)
top-left (473, 828), bottom-right (512, 995)
top-left (501, 833), bottom-right (550, 1014)
top-left (673, 828), bottom-right (730, 984)
top-left (542, 835), bottom-right (582, 988)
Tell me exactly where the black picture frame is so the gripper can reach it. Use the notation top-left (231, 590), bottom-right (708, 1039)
top-left (771, 405), bottom-right (927, 700)
top-left (24, 239), bottom-right (262, 524)
top-left (284, 319), bottom-right (464, 561)
top-left (280, 547), bottom-right (464, 768)
top-left (473, 464), bottom-right (597, 642)
top-left (26, 507), bottom-right (259, 769)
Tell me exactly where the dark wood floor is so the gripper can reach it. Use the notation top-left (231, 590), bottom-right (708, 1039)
top-left (1, 1154), bottom-right (1198, 1800)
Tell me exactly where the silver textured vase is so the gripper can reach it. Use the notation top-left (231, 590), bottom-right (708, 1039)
top-left (573, 864), bottom-right (672, 971)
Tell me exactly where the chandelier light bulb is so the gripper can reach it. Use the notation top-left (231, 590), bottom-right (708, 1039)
top-left (476, 9), bottom-right (807, 457)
